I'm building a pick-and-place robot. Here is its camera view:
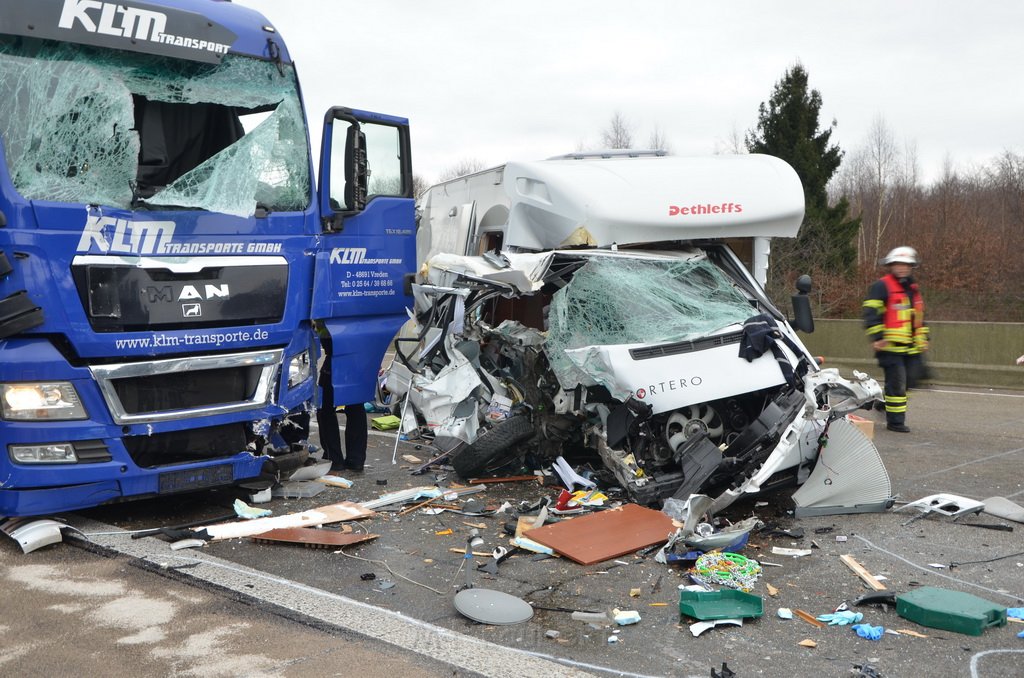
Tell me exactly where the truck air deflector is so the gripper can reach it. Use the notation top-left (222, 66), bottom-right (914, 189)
top-left (0, 0), bottom-right (239, 64)
top-left (90, 348), bottom-right (282, 424)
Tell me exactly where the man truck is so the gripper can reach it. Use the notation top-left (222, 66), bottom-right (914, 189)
top-left (0, 0), bottom-right (415, 516)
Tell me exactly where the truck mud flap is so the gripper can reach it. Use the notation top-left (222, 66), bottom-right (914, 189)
top-left (450, 415), bottom-right (535, 478)
top-left (0, 290), bottom-right (44, 339)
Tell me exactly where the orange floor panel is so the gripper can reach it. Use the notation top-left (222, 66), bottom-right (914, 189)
top-left (524, 504), bottom-right (675, 565)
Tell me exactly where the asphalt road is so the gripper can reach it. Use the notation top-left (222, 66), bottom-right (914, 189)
top-left (7, 384), bottom-right (1024, 678)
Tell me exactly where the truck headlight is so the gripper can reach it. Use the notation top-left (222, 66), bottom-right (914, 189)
top-left (1, 382), bottom-right (87, 421)
top-left (9, 443), bottom-right (78, 464)
top-left (287, 351), bottom-right (312, 388)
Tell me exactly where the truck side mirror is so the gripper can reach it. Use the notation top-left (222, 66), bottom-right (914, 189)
top-left (343, 124), bottom-right (368, 213)
top-left (318, 107), bottom-right (411, 232)
top-left (791, 274), bottom-right (815, 333)
top-left (318, 108), bottom-right (365, 231)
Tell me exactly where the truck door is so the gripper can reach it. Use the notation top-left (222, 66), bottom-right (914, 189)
top-left (313, 108), bottom-right (415, 405)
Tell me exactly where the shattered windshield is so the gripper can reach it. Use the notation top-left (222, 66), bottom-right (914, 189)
top-left (545, 256), bottom-right (756, 385)
top-left (0, 38), bottom-right (310, 217)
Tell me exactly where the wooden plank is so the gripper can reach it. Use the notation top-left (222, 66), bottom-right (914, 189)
top-left (467, 475), bottom-right (541, 485)
top-left (840, 554), bottom-right (887, 591)
top-left (250, 527), bottom-right (378, 548)
top-left (793, 608), bottom-right (825, 628)
top-left (524, 504), bottom-right (675, 565)
top-left (203, 501), bottom-right (373, 541)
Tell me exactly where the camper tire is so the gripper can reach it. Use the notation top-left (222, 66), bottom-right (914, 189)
top-left (450, 416), bottom-right (535, 478)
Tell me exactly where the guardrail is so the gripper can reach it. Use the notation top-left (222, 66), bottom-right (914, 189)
top-left (800, 319), bottom-right (1024, 390)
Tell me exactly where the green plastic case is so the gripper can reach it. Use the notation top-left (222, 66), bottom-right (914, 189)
top-left (896, 586), bottom-right (1006, 636)
top-left (679, 589), bottom-right (764, 621)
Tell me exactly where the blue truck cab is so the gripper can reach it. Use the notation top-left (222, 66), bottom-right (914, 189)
top-left (0, 0), bottom-right (415, 516)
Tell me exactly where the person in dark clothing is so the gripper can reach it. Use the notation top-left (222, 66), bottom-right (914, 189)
top-left (862, 246), bottom-right (928, 433)
top-left (316, 330), bottom-right (368, 473)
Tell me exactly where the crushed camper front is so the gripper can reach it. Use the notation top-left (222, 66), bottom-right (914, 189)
top-left (388, 247), bottom-right (886, 513)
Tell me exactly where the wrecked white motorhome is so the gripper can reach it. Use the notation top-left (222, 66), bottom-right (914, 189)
top-left (389, 153), bottom-right (889, 514)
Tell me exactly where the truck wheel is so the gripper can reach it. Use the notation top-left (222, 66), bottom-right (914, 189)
top-left (451, 416), bottom-right (535, 478)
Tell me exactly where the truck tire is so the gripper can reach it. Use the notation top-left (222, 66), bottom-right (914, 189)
top-left (450, 416), bottom-right (535, 478)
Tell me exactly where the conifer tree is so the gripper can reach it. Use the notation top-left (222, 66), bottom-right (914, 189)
top-left (747, 64), bottom-right (860, 286)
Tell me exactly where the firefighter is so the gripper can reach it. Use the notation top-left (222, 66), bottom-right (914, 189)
top-left (863, 246), bottom-right (928, 433)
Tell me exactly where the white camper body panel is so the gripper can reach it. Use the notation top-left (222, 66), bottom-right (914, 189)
top-left (418, 154), bottom-right (805, 265)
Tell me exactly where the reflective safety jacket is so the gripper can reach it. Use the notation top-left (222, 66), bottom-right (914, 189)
top-left (862, 274), bottom-right (928, 354)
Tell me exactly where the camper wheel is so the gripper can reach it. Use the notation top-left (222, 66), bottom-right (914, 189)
top-left (450, 416), bottom-right (535, 478)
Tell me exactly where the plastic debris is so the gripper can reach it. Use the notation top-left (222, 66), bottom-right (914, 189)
top-left (2, 519), bottom-right (66, 554)
top-left (272, 480), bottom-right (326, 499)
top-left (233, 498), bottom-right (272, 519)
top-left (371, 415), bottom-right (401, 430)
top-left (689, 618), bottom-right (743, 637)
top-left (571, 611), bottom-right (610, 624)
top-left (169, 538), bottom-right (206, 551)
top-left (777, 608), bottom-right (794, 619)
top-left (552, 455), bottom-right (596, 490)
top-left (545, 629), bottom-right (560, 639)
top-left (817, 611), bottom-right (864, 626)
top-left (288, 459), bottom-right (331, 481)
top-left (690, 552), bottom-right (762, 591)
top-left (316, 475), bottom-right (354, 488)
top-left (1008, 607), bottom-right (1024, 620)
top-left (612, 609), bottom-right (641, 625)
top-left (772, 546), bottom-right (812, 557)
top-left (852, 623), bottom-right (885, 640)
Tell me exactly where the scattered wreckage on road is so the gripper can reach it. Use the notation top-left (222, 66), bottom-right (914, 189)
top-left (386, 152), bottom-right (890, 515)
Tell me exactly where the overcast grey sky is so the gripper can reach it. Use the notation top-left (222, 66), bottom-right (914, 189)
top-left (238, 1), bottom-right (1024, 186)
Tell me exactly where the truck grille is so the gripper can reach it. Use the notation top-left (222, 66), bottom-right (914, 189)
top-left (90, 349), bottom-right (282, 425)
top-left (123, 423), bottom-right (247, 468)
top-left (629, 331), bottom-right (742, 360)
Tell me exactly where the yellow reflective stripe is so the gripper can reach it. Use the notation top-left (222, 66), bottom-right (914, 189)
top-left (886, 395), bottom-right (908, 404)
top-left (866, 324), bottom-right (884, 335)
top-left (885, 405), bottom-right (907, 413)
top-left (863, 299), bottom-right (885, 310)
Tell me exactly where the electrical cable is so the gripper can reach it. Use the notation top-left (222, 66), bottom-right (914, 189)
top-left (337, 546), bottom-right (444, 595)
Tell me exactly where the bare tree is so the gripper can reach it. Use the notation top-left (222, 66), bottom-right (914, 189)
top-left (714, 125), bottom-right (747, 155)
top-left (601, 111), bottom-right (634, 149)
top-left (647, 124), bottom-right (671, 153)
top-left (439, 158), bottom-right (487, 182)
top-left (861, 115), bottom-right (900, 267)
top-left (412, 173), bottom-right (431, 200)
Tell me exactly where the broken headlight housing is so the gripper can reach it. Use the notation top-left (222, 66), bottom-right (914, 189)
top-left (1, 382), bottom-right (87, 421)
top-left (287, 350), bottom-right (312, 389)
top-left (9, 443), bottom-right (77, 464)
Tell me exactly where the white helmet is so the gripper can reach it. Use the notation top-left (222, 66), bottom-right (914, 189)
top-left (882, 246), bottom-right (918, 266)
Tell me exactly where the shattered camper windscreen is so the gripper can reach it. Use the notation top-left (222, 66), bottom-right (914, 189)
top-left (0, 38), bottom-right (310, 217)
top-left (545, 255), bottom-right (756, 387)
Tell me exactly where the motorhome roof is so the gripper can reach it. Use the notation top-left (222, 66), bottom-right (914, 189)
top-left (501, 153), bottom-right (805, 251)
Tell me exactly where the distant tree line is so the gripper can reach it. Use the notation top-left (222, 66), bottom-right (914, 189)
top-left (748, 64), bottom-right (1024, 322)
top-left (427, 64), bottom-right (1024, 323)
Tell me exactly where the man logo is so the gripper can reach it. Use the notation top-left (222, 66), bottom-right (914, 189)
top-left (182, 303), bottom-right (202, 318)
